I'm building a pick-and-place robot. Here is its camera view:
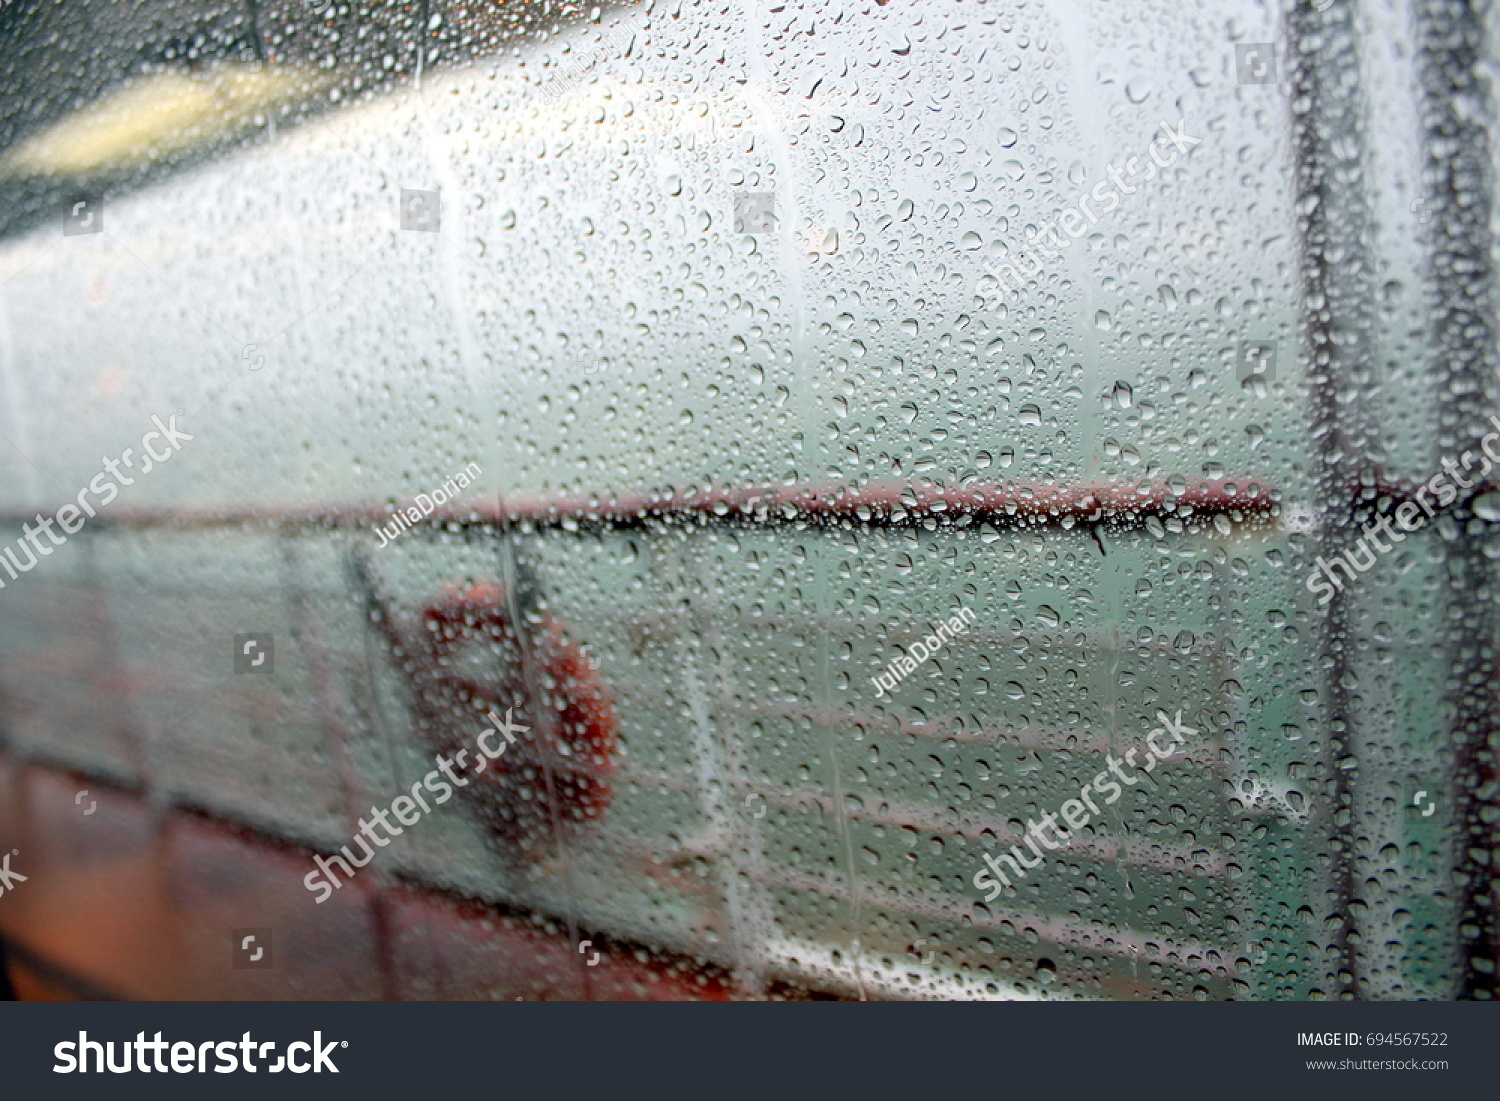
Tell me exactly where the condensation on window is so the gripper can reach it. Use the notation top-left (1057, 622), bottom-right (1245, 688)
top-left (0, 0), bottom-right (1494, 1001)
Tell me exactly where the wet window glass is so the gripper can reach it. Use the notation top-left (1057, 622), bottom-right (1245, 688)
top-left (0, 0), bottom-right (1495, 1001)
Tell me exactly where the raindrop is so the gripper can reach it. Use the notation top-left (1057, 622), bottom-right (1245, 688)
top-left (1472, 492), bottom-right (1500, 521)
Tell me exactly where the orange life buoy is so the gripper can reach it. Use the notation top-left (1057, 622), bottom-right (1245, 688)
top-left (370, 577), bottom-right (618, 848)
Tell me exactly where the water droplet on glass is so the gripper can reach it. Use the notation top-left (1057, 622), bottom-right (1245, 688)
top-left (1472, 492), bottom-right (1500, 521)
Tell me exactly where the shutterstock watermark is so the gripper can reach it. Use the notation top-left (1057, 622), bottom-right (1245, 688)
top-left (63, 195), bottom-right (103, 236)
top-left (303, 707), bottom-right (527, 902)
top-left (0, 849), bottom-right (25, 898)
top-left (55, 1032), bottom-right (343, 1074)
top-left (734, 192), bottom-right (777, 235)
top-left (0, 412), bottom-right (193, 590)
top-left (872, 606), bottom-right (975, 698)
top-left (400, 188), bottom-right (440, 232)
top-left (972, 710), bottom-right (1197, 901)
top-left (1304, 418), bottom-right (1500, 605)
top-left (982, 117), bottom-right (1202, 302)
top-left (374, 461), bottom-right (481, 549)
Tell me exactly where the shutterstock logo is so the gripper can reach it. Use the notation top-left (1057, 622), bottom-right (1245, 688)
top-left (55, 1032), bottom-right (345, 1074)
top-left (232, 928), bottom-right (273, 970)
top-left (0, 411), bottom-right (194, 593)
top-left (0, 850), bottom-right (25, 896)
top-left (234, 633), bottom-right (274, 674)
top-left (982, 117), bottom-right (1201, 303)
